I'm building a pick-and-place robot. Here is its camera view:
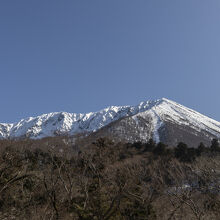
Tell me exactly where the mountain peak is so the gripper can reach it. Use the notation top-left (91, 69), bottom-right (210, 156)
top-left (0, 98), bottom-right (220, 146)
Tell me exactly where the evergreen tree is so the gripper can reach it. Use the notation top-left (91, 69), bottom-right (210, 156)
top-left (187, 148), bottom-right (196, 162)
top-left (143, 138), bottom-right (156, 152)
top-left (153, 142), bottom-right (167, 156)
top-left (175, 142), bottom-right (188, 160)
top-left (210, 139), bottom-right (220, 152)
top-left (197, 142), bottom-right (206, 156)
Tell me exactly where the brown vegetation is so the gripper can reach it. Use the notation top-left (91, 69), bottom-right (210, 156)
top-left (0, 137), bottom-right (219, 219)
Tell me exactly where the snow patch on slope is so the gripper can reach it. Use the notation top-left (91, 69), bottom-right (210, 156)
top-left (0, 98), bottom-right (220, 141)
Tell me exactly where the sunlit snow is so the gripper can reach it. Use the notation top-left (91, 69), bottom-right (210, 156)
top-left (0, 98), bottom-right (220, 141)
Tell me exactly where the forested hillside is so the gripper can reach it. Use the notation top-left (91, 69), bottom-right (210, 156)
top-left (0, 137), bottom-right (219, 220)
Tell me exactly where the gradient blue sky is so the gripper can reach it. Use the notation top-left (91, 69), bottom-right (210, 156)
top-left (0, 0), bottom-right (220, 123)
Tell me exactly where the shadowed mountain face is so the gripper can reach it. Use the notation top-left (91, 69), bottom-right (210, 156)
top-left (90, 116), bottom-right (218, 148)
top-left (0, 98), bottom-right (220, 147)
top-left (87, 99), bottom-right (220, 147)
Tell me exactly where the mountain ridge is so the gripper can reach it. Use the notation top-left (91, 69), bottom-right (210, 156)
top-left (1, 98), bottom-right (220, 145)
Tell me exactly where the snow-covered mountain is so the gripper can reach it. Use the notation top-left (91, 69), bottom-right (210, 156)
top-left (0, 98), bottom-right (220, 146)
top-left (90, 98), bottom-right (220, 147)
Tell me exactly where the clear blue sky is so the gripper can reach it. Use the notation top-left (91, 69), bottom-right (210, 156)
top-left (1, 0), bottom-right (220, 123)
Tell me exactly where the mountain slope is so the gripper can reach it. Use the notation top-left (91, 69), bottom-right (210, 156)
top-left (90, 98), bottom-right (220, 147)
top-left (0, 98), bottom-right (220, 147)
